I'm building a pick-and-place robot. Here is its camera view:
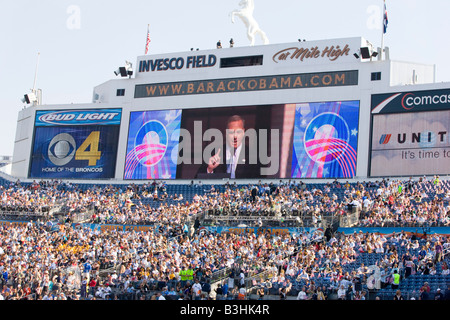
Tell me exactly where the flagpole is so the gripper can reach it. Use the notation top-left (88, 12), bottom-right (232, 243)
top-left (381, 0), bottom-right (387, 60)
top-left (32, 52), bottom-right (41, 105)
top-left (381, 0), bottom-right (385, 60)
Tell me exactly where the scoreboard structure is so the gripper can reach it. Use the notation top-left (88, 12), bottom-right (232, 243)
top-left (11, 37), bottom-right (450, 181)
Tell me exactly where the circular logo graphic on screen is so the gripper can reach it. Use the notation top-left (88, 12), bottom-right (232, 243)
top-left (133, 120), bottom-right (168, 167)
top-left (303, 112), bottom-right (350, 164)
top-left (48, 133), bottom-right (76, 166)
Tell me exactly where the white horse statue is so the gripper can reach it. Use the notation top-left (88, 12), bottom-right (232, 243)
top-left (230, 0), bottom-right (269, 46)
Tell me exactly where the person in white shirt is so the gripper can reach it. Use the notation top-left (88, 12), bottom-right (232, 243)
top-left (340, 276), bottom-right (352, 291)
top-left (350, 198), bottom-right (362, 211)
top-left (376, 187), bottom-right (383, 196)
top-left (239, 271), bottom-right (245, 288)
top-left (102, 284), bottom-right (112, 299)
top-left (157, 293), bottom-right (166, 300)
top-left (363, 198), bottom-right (371, 210)
top-left (337, 285), bottom-right (347, 300)
top-left (297, 286), bottom-right (307, 300)
top-left (192, 279), bottom-right (202, 300)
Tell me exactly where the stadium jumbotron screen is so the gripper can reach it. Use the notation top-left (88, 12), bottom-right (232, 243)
top-left (124, 100), bottom-right (360, 180)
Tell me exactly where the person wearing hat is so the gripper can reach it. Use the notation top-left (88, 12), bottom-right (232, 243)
top-left (434, 288), bottom-right (444, 300)
top-left (420, 281), bottom-right (431, 293)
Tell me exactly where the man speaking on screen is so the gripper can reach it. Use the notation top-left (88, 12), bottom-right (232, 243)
top-left (200, 115), bottom-right (261, 179)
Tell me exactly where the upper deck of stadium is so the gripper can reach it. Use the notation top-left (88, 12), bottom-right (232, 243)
top-left (9, 36), bottom-right (450, 183)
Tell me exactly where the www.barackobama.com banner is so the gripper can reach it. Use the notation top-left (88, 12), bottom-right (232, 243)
top-left (134, 70), bottom-right (358, 98)
top-left (29, 109), bottom-right (122, 179)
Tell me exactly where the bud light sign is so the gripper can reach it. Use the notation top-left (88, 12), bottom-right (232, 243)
top-left (35, 109), bottom-right (122, 126)
top-left (29, 108), bottom-right (122, 179)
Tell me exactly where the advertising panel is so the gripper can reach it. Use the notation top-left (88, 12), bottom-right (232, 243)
top-left (370, 110), bottom-right (450, 176)
top-left (290, 101), bottom-right (360, 178)
top-left (29, 109), bottom-right (121, 179)
top-left (371, 88), bottom-right (450, 114)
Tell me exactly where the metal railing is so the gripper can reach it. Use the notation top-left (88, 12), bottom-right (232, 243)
top-left (340, 210), bottom-right (360, 227)
top-left (0, 210), bottom-right (52, 221)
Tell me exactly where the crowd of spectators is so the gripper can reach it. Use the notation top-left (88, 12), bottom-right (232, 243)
top-left (0, 216), bottom-right (449, 300)
top-left (0, 176), bottom-right (448, 229)
top-left (0, 176), bottom-right (449, 300)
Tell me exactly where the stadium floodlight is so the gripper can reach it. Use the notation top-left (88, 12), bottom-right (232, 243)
top-left (114, 67), bottom-right (127, 77)
top-left (359, 47), bottom-right (379, 59)
top-left (114, 61), bottom-right (133, 78)
top-left (359, 40), bottom-right (378, 60)
top-left (360, 47), bottom-right (372, 59)
top-left (21, 92), bottom-right (37, 104)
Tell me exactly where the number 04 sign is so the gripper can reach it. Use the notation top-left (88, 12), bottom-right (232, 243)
top-left (74, 131), bottom-right (102, 166)
top-left (29, 109), bottom-right (122, 179)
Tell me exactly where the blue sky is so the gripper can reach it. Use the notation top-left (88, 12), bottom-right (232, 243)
top-left (1, 0), bottom-right (449, 156)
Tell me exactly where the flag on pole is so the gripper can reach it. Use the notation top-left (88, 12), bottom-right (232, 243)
top-left (383, 1), bottom-right (388, 34)
top-left (145, 25), bottom-right (151, 54)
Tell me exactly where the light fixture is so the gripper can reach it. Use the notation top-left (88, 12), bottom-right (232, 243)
top-left (114, 61), bottom-right (133, 77)
top-left (21, 92), bottom-right (37, 104)
top-left (360, 47), bottom-right (372, 59)
top-left (359, 41), bottom-right (378, 60)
